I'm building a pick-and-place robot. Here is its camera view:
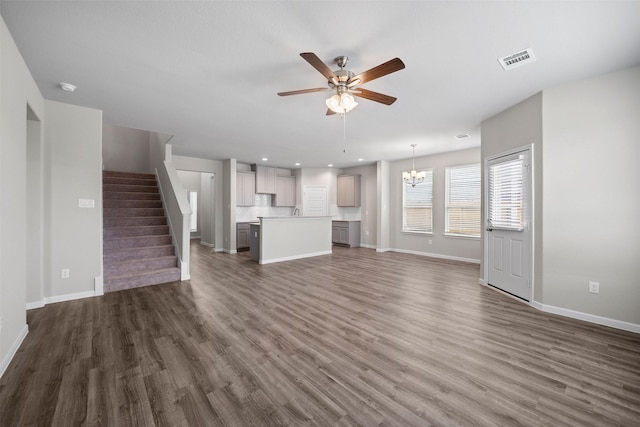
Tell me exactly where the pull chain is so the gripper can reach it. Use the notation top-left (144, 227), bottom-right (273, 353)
top-left (342, 112), bottom-right (346, 153)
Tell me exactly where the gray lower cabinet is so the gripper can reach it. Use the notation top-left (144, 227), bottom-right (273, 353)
top-left (237, 223), bottom-right (250, 250)
top-left (332, 220), bottom-right (361, 247)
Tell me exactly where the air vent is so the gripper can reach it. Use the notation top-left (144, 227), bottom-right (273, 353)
top-left (498, 48), bottom-right (536, 71)
top-left (455, 133), bottom-right (470, 140)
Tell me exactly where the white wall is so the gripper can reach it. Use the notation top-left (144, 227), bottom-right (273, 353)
top-left (541, 66), bottom-right (640, 325)
top-left (102, 124), bottom-right (150, 173)
top-left (0, 15), bottom-right (45, 375)
top-left (44, 100), bottom-right (103, 300)
top-left (388, 148), bottom-right (482, 263)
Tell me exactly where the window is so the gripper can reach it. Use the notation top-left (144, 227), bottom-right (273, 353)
top-left (402, 170), bottom-right (433, 233)
top-left (445, 163), bottom-right (481, 237)
top-left (188, 191), bottom-right (198, 232)
top-left (489, 158), bottom-right (524, 230)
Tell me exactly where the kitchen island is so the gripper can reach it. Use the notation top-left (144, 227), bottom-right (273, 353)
top-left (253, 216), bottom-right (332, 264)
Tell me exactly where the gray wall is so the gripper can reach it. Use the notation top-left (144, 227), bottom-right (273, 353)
top-left (44, 100), bottom-right (103, 299)
top-left (102, 124), bottom-right (150, 173)
top-left (388, 148), bottom-right (482, 262)
top-left (0, 15), bottom-right (45, 373)
top-left (481, 66), bottom-right (640, 327)
top-left (541, 66), bottom-right (639, 325)
top-left (342, 163), bottom-right (377, 247)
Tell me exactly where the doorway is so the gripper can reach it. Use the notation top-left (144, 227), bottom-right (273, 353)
top-left (485, 147), bottom-right (532, 301)
top-left (303, 187), bottom-right (328, 217)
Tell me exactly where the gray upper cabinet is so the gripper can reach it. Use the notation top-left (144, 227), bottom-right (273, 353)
top-left (337, 174), bottom-right (361, 207)
top-left (254, 165), bottom-right (277, 194)
top-left (275, 176), bottom-right (296, 207)
top-left (236, 171), bottom-right (255, 206)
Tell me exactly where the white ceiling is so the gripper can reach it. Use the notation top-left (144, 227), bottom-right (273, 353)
top-left (2, 1), bottom-right (640, 169)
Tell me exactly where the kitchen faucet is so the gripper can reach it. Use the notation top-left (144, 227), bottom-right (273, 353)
top-left (293, 208), bottom-right (300, 216)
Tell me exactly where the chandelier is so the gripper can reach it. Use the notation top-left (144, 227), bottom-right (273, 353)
top-left (403, 144), bottom-right (426, 187)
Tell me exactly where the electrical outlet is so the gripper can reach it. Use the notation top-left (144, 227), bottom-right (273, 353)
top-left (588, 281), bottom-right (599, 294)
top-left (428, 239), bottom-right (433, 245)
top-left (61, 269), bottom-right (70, 279)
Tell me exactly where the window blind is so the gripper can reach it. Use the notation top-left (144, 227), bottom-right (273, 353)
top-left (402, 170), bottom-right (433, 233)
top-left (489, 159), bottom-right (524, 230)
top-left (445, 163), bottom-right (481, 237)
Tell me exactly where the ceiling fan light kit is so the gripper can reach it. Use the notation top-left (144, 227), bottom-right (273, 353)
top-left (278, 52), bottom-right (405, 115)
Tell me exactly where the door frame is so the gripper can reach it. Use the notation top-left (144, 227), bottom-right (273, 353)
top-left (482, 144), bottom-right (535, 303)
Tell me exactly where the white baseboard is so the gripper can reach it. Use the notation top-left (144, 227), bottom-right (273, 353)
top-left (26, 300), bottom-right (45, 310)
top-left (224, 249), bottom-right (237, 254)
top-left (199, 241), bottom-right (214, 248)
top-left (479, 279), bottom-right (640, 334)
top-left (360, 244), bottom-right (376, 249)
top-left (45, 291), bottom-right (96, 305)
top-left (531, 301), bottom-right (640, 334)
top-left (1, 324), bottom-right (28, 378)
top-left (376, 247), bottom-right (391, 252)
top-left (389, 248), bottom-right (480, 264)
top-left (260, 250), bottom-right (332, 265)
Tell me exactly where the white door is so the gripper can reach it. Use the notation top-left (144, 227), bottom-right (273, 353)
top-left (486, 149), bottom-right (532, 301)
top-left (303, 187), bottom-right (327, 217)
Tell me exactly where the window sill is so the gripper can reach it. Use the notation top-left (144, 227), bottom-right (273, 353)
top-left (444, 233), bottom-right (480, 240)
top-left (401, 231), bottom-right (433, 236)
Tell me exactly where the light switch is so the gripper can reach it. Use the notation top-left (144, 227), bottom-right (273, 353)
top-left (79, 199), bottom-right (95, 208)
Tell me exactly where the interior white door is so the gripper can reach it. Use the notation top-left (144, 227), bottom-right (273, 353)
top-left (303, 187), bottom-right (328, 217)
top-left (486, 149), bottom-right (532, 301)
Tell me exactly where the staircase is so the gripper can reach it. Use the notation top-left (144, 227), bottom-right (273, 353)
top-left (103, 170), bottom-right (181, 292)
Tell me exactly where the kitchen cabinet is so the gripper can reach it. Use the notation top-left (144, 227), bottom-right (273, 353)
top-left (332, 220), bottom-right (361, 247)
top-left (236, 223), bottom-right (250, 250)
top-left (254, 165), bottom-right (277, 194)
top-left (236, 171), bottom-right (255, 206)
top-left (275, 176), bottom-right (296, 207)
top-left (337, 174), bottom-right (361, 207)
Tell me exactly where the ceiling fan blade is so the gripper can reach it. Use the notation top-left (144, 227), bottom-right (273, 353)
top-left (300, 52), bottom-right (338, 85)
top-left (326, 109), bottom-right (337, 116)
top-left (352, 88), bottom-right (397, 105)
top-left (348, 57), bottom-right (405, 85)
top-left (278, 88), bottom-right (330, 96)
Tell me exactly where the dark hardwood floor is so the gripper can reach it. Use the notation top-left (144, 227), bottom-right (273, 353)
top-left (1, 241), bottom-right (639, 426)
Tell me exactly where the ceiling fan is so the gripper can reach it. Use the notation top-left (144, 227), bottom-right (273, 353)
top-left (278, 52), bottom-right (405, 115)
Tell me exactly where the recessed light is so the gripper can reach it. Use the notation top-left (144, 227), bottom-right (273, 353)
top-left (455, 134), bottom-right (470, 139)
top-left (261, 157), bottom-right (268, 161)
top-left (357, 158), bottom-right (364, 162)
top-left (59, 82), bottom-right (76, 92)
top-left (295, 162), bottom-right (301, 166)
top-left (328, 164), bottom-right (333, 167)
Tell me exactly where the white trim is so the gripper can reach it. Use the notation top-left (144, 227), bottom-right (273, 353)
top-left (94, 275), bottom-right (104, 296)
top-left (480, 280), bottom-right (640, 334)
top-left (360, 243), bottom-right (376, 249)
top-left (531, 301), bottom-right (640, 334)
top-left (390, 248), bottom-right (480, 264)
top-left (259, 250), bottom-right (332, 265)
top-left (224, 249), bottom-right (237, 254)
top-left (180, 260), bottom-right (190, 281)
top-left (376, 247), bottom-right (391, 252)
top-left (200, 241), bottom-right (215, 248)
top-left (26, 300), bottom-right (45, 310)
top-left (1, 324), bottom-right (28, 378)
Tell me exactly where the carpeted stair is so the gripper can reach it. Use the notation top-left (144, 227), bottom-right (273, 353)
top-left (103, 170), bottom-right (181, 292)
